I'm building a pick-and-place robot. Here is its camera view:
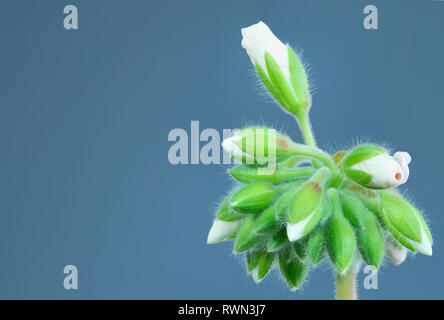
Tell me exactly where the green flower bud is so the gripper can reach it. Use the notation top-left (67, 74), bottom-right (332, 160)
top-left (207, 218), bottom-right (242, 244)
top-left (241, 22), bottom-right (311, 117)
top-left (267, 229), bottom-right (289, 252)
top-left (255, 206), bottom-right (281, 234)
top-left (246, 250), bottom-right (262, 273)
top-left (230, 183), bottom-right (276, 213)
top-left (380, 191), bottom-right (432, 256)
top-left (234, 215), bottom-right (261, 253)
top-left (279, 248), bottom-right (308, 290)
top-left (326, 189), bottom-right (356, 274)
top-left (286, 168), bottom-right (332, 241)
top-left (252, 252), bottom-right (275, 283)
top-left (228, 165), bottom-right (315, 185)
top-left (216, 199), bottom-right (244, 221)
top-left (341, 145), bottom-right (411, 189)
top-left (340, 192), bottom-right (384, 268)
top-left (307, 227), bottom-right (326, 266)
top-left (222, 127), bottom-right (297, 165)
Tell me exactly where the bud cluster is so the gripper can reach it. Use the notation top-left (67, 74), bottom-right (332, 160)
top-left (207, 21), bottom-right (433, 297)
top-left (208, 129), bottom-right (433, 290)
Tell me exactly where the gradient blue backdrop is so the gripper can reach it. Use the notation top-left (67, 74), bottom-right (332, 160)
top-left (0, 0), bottom-right (443, 299)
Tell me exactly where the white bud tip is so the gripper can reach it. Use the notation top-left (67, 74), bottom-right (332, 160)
top-left (207, 219), bottom-right (240, 244)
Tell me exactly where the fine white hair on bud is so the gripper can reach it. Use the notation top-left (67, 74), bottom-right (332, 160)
top-left (241, 21), bottom-right (289, 79)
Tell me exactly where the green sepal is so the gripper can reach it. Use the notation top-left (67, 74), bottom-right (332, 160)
top-left (256, 62), bottom-right (289, 110)
top-left (234, 215), bottom-right (261, 253)
top-left (307, 227), bottom-right (325, 266)
top-left (216, 198), bottom-right (244, 221)
top-left (279, 248), bottom-right (308, 290)
top-left (287, 45), bottom-right (311, 111)
top-left (265, 52), bottom-right (298, 113)
top-left (255, 206), bottom-right (281, 234)
top-left (275, 188), bottom-right (298, 222)
top-left (256, 252), bottom-right (275, 281)
top-left (228, 165), bottom-right (315, 185)
top-left (246, 250), bottom-right (262, 273)
top-left (267, 229), bottom-right (289, 252)
top-left (340, 192), bottom-right (384, 268)
top-left (341, 145), bottom-right (386, 168)
top-left (343, 168), bottom-right (372, 186)
top-left (326, 189), bottom-right (356, 274)
top-left (230, 183), bottom-right (276, 213)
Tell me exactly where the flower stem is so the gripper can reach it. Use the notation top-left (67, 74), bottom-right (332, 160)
top-left (336, 269), bottom-right (357, 300)
top-left (296, 112), bottom-right (317, 147)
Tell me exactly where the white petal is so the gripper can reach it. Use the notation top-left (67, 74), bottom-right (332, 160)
top-left (386, 243), bottom-right (408, 265)
top-left (207, 219), bottom-right (241, 244)
top-left (393, 151), bottom-right (411, 184)
top-left (351, 154), bottom-right (404, 188)
top-left (241, 21), bottom-right (289, 79)
top-left (286, 213), bottom-right (313, 242)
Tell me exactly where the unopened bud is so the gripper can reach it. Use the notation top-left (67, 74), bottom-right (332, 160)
top-left (230, 183), bottom-right (276, 213)
top-left (341, 145), bottom-right (411, 189)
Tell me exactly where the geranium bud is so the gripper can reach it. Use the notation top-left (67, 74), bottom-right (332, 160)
top-left (221, 127), bottom-right (296, 168)
top-left (307, 227), bottom-right (326, 266)
top-left (234, 215), bottom-right (261, 252)
top-left (326, 189), bottom-right (356, 274)
top-left (207, 219), bottom-right (242, 244)
top-left (229, 164), bottom-right (315, 185)
top-left (230, 183), bottom-right (276, 213)
top-left (380, 191), bottom-right (432, 256)
top-left (279, 248), bottom-right (308, 290)
top-left (340, 192), bottom-right (384, 268)
top-left (286, 167), bottom-right (332, 241)
top-left (241, 21), bottom-right (311, 116)
top-left (252, 252), bottom-right (275, 283)
top-left (255, 206), bottom-right (280, 234)
top-left (341, 145), bottom-right (411, 189)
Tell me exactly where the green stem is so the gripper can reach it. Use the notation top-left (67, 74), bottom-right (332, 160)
top-left (296, 112), bottom-right (317, 147)
top-left (287, 143), bottom-right (337, 173)
top-left (336, 269), bottom-right (357, 300)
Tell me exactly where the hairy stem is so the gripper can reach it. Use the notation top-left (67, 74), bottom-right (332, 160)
top-left (287, 143), bottom-right (337, 173)
top-left (296, 112), bottom-right (317, 147)
top-left (336, 269), bottom-right (357, 300)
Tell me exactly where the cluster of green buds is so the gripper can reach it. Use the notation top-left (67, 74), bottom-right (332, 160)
top-left (207, 21), bottom-right (433, 299)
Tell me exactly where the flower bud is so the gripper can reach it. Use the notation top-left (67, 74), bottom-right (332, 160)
top-left (340, 192), bottom-right (384, 268)
top-left (326, 189), bottom-right (356, 274)
top-left (230, 183), bottom-right (276, 213)
top-left (234, 215), bottom-right (261, 253)
top-left (307, 228), bottom-right (326, 266)
top-left (207, 219), bottom-right (242, 244)
top-left (380, 191), bottom-right (432, 256)
top-left (254, 206), bottom-right (280, 234)
top-left (241, 21), bottom-right (311, 116)
top-left (278, 248), bottom-right (308, 290)
top-left (222, 127), bottom-right (296, 165)
top-left (251, 252), bottom-right (275, 283)
top-left (229, 164), bottom-right (315, 185)
top-left (286, 168), bottom-right (332, 241)
top-left (341, 145), bottom-right (411, 189)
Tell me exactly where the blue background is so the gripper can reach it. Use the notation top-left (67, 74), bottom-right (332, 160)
top-left (0, 0), bottom-right (443, 299)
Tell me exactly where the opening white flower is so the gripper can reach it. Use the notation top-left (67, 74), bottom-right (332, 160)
top-left (241, 21), bottom-right (289, 80)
